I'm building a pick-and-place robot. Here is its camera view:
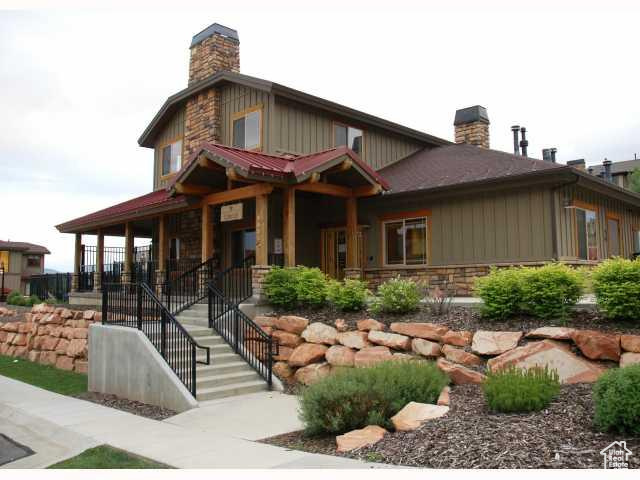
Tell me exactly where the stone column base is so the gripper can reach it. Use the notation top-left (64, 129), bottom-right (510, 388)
top-left (93, 271), bottom-right (102, 292)
top-left (344, 268), bottom-right (362, 280)
top-left (251, 265), bottom-right (272, 304)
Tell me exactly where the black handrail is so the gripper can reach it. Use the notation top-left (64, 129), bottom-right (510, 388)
top-left (164, 258), bottom-right (214, 315)
top-left (207, 283), bottom-right (277, 388)
top-left (102, 281), bottom-right (211, 397)
top-left (29, 273), bottom-right (72, 302)
top-left (210, 255), bottom-right (255, 309)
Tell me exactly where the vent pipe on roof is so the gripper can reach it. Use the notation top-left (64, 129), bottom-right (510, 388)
top-left (551, 148), bottom-right (557, 163)
top-left (603, 159), bottom-right (613, 183)
top-left (519, 127), bottom-right (529, 157)
top-left (542, 148), bottom-right (558, 163)
top-left (511, 125), bottom-right (520, 155)
top-left (588, 166), bottom-right (594, 175)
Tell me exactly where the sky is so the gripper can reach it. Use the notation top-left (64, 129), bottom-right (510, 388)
top-left (1, 1), bottom-right (639, 271)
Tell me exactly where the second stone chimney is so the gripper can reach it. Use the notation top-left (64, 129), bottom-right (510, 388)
top-left (454, 106), bottom-right (490, 149)
top-left (188, 23), bottom-right (240, 85)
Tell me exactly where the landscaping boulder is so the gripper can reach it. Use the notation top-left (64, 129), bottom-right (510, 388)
top-left (334, 319), bottom-right (348, 332)
top-left (621, 335), bottom-right (640, 353)
top-left (390, 322), bottom-right (449, 342)
top-left (337, 331), bottom-right (371, 349)
top-left (27, 351), bottom-right (40, 363)
top-left (66, 339), bottom-right (88, 358)
top-left (273, 361), bottom-right (295, 382)
top-left (288, 343), bottom-right (328, 367)
top-left (391, 402), bottom-right (449, 431)
top-left (472, 331), bottom-right (523, 356)
top-left (571, 330), bottom-right (621, 362)
top-left (294, 362), bottom-right (332, 385)
top-left (39, 351), bottom-right (57, 365)
top-left (82, 310), bottom-right (95, 321)
top-left (301, 322), bottom-right (338, 345)
top-left (272, 330), bottom-right (303, 348)
top-left (336, 425), bottom-right (387, 453)
top-left (325, 345), bottom-right (355, 367)
top-left (356, 318), bottom-right (385, 332)
top-left (2, 323), bottom-right (18, 332)
top-left (254, 315), bottom-right (276, 328)
top-left (487, 339), bottom-right (606, 384)
top-left (620, 352), bottom-right (640, 367)
top-left (437, 386), bottom-right (450, 406)
top-left (42, 336), bottom-right (59, 351)
top-left (411, 338), bottom-right (441, 358)
top-left (55, 338), bottom-right (70, 355)
top-left (442, 330), bottom-right (473, 347)
top-left (273, 346), bottom-right (293, 362)
top-left (274, 315), bottom-right (309, 334)
top-left (442, 344), bottom-right (482, 366)
top-left (74, 360), bottom-right (88, 374)
top-left (436, 358), bottom-right (486, 384)
top-left (526, 326), bottom-right (576, 340)
top-left (354, 346), bottom-right (393, 367)
top-left (55, 355), bottom-right (75, 371)
top-left (368, 330), bottom-right (411, 351)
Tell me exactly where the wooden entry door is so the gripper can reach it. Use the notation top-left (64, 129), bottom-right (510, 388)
top-left (607, 216), bottom-right (621, 258)
top-left (320, 227), bottom-right (364, 279)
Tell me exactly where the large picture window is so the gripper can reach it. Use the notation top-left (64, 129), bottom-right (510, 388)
top-left (576, 207), bottom-right (598, 260)
top-left (383, 217), bottom-right (428, 266)
top-left (334, 123), bottom-right (363, 156)
top-left (161, 139), bottom-right (183, 176)
top-left (232, 107), bottom-right (261, 150)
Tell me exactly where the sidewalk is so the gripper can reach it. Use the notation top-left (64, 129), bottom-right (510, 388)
top-left (448, 294), bottom-right (596, 308)
top-left (0, 377), bottom-right (380, 469)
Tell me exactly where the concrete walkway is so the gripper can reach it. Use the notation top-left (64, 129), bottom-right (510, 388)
top-left (448, 294), bottom-right (596, 308)
top-left (0, 377), bottom-right (378, 469)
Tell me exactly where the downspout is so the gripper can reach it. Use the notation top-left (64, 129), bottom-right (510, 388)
top-left (550, 173), bottom-right (580, 261)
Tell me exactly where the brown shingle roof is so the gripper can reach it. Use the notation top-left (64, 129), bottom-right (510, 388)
top-left (0, 240), bottom-right (50, 255)
top-left (379, 143), bottom-right (565, 194)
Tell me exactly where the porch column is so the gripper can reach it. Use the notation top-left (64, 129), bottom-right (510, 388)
top-left (71, 233), bottom-right (81, 292)
top-left (124, 222), bottom-right (133, 280)
top-left (201, 205), bottom-right (214, 262)
top-left (156, 215), bottom-right (168, 289)
top-left (345, 196), bottom-right (360, 277)
top-left (282, 187), bottom-right (295, 267)
top-left (255, 193), bottom-right (269, 265)
top-left (93, 229), bottom-right (104, 292)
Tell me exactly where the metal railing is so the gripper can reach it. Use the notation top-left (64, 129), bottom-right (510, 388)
top-left (164, 258), bottom-right (215, 315)
top-left (208, 283), bottom-right (276, 388)
top-left (210, 255), bottom-right (255, 309)
top-left (29, 273), bottom-right (72, 302)
top-left (102, 282), bottom-right (211, 397)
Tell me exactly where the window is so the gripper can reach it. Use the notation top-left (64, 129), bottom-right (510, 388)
top-left (26, 255), bottom-right (40, 268)
top-left (334, 123), bottom-right (363, 156)
top-left (607, 215), bottom-right (621, 258)
top-left (383, 217), bottom-right (428, 266)
top-left (0, 251), bottom-right (8, 272)
top-left (169, 238), bottom-right (180, 261)
top-left (161, 140), bottom-right (183, 176)
top-left (232, 229), bottom-right (256, 265)
top-left (633, 230), bottom-right (640, 255)
top-left (232, 108), bottom-right (261, 150)
top-left (576, 207), bottom-right (598, 260)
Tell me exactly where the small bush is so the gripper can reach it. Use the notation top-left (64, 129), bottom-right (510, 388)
top-left (370, 276), bottom-right (422, 314)
top-left (520, 263), bottom-right (584, 319)
top-left (263, 266), bottom-right (329, 309)
top-left (327, 279), bottom-right (369, 311)
top-left (592, 258), bottom-right (640, 321)
top-left (294, 267), bottom-right (329, 308)
top-left (474, 267), bottom-right (523, 320)
top-left (593, 364), bottom-right (640, 435)
top-left (7, 290), bottom-right (26, 306)
top-left (299, 361), bottom-right (448, 435)
top-left (484, 366), bottom-right (560, 413)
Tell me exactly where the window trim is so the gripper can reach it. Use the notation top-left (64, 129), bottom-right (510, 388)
top-left (332, 121), bottom-right (365, 159)
top-left (380, 210), bottom-right (431, 267)
top-left (158, 136), bottom-right (184, 180)
top-left (231, 104), bottom-right (263, 151)
top-left (605, 211), bottom-right (623, 258)
top-left (573, 200), bottom-right (599, 261)
top-left (632, 228), bottom-right (640, 255)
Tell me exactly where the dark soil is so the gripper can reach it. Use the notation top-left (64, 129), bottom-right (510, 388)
top-left (266, 305), bottom-right (640, 335)
top-left (261, 384), bottom-right (640, 469)
top-left (74, 392), bottom-right (176, 421)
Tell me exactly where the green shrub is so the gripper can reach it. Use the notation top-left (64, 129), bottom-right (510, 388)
top-left (294, 267), bottom-right (329, 308)
top-left (593, 364), bottom-right (640, 435)
top-left (484, 366), bottom-right (560, 413)
top-left (263, 266), bottom-right (329, 309)
top-left (299, 361), bottom-right (448, 435)
top-left (474, 267), bottom-right (523, 320)
top-left (519, 263), bottom-right (584, 319)
top-left (7, 291), bottom-right (26, 306)
top-left (370, 276), bottom-right (422, 314)
top-left (592, 258), bottom-right (640, 320)
top-left (327, 279), bottom-right (369, 311)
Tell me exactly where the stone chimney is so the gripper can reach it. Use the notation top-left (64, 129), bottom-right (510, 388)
top-left (454, 106), bottom-right (490, 149)
top-left (188, 23), bottom-right (240, 86)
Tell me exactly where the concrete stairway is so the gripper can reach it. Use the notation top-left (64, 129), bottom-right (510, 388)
top-left (174, 303), bottom-right (268, 402)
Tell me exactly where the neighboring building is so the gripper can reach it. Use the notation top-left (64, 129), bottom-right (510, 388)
top-left (569, 157), bottom-right (640, 191)
top-left (56, 23), bottom-right (640, 298)
top-left (0, 240), bottom-right (50, 295)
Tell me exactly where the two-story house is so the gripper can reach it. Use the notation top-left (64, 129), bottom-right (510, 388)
top-left (57, 23), bottom-right (640, 303)
top-left (0, 240), bottom-right (50, 295)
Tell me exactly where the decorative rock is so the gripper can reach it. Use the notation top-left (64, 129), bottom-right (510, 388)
top-left (526, 327), bottom-right (576, 340)
top-left (272, 330), bottom-right (303, 348)
top-left (74, 360), bottom-right (88, 374)
top-left (442, 330), bottom-right (473, 347)
top-left (472, 331), bottom-right (523, 356)
top-left (72, 328), bottom-right (88, 339)
top-left (60, 308), bottom-right (74, 319)
top-left (325, 345), bottom-right (355, 367)
top-left (273, 361), bottom-right (295, 381)
top-left (82, 310), bottom-right (95, 321)
top-left (334, 319), bottom-right (348, 332)
top-left (621, 335), bottom-right (640, 353)
top-left (354, 346), bottom-right (393, 367)
top-left (55, 355), bottom-right (75, 371)
top-left (411, 338), bottom-right (441, 358)
top-left (288, 343), bottom-right (328, 367)
top-left (437, 358), bottom-right (486, 384)
top-left (2, 323), bottom-right (18, 332)
top-left (27, 351), bottom-right (40, 363)
top-left (392, 352), bottom-right (421, 362)
top-left (274, 315), bottom-right (309, 335)
top-left (337, 331), bottom-right (371, 350)
top-left (301, 322), bottom-right (338, 345)
top-left (571, 330), bottom-right (621, 361)
top-left (42, 336), bottom-right (59, 351)
top-left (294, 362), bottom-right (331, 385)
top-left (368, 330), bottom-right (411, 351)
top-left (442, 344), bottom-right (482, 366)
top-left (66, 339), bottom-right (88, 358)
top-left (273, 346), bottom-right (293, 362)
top-left (336, 425), bottom-right (387, 452)
top-left (93, 312), bottom-right (102, 323)
top-left (620, 352), bottom-right (640, 367)
top-left (55, 338), bottom-right (70, 355)
top-left (437, 386), bottom-right (450, 406)
top-left (254, 315), bottom-right (276, 328)
top-left (356, 318), bottom-right (385, 332)
top-left (39, 351), bottom-right (57, 365)
top-left (11, 333), bottom-right (27, 346)
top-left (391, 402), bottom-right (449, 431)
top-left (391, 322), bottom-right (449, 342)
top-left (487, 339), bottom-right (606, 384)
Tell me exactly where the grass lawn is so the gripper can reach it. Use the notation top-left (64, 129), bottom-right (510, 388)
top-left (0, 355), bottom-right (87, 395)
top-left (48, 445), bottom-right (169, 469)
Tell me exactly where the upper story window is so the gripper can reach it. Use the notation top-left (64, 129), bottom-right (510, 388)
top-left (0, 251), bottom-right (9, 272)
top-left (232, 107), bottom-right (262, 150)
top-left (334, 123), bottom-right (363, 156)
top-left (26, 255), bottom-right (40, 268)
top-left (162, 139), bottom-right (183, 176)
top-left (576, 206), bottom-right (598, 260)
top-left (383, 216), bottom-right (428, 266)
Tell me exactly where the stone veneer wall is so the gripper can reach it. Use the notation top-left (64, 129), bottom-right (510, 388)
top-left (454, 121), bottom-right (490, 148)
top-left (188, 33), bottom-right (240, 85)
top-left (183, 88), bottom-right (221, 159)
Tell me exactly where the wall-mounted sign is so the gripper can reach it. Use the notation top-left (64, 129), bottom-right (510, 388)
top-left (220, 203), bottom-right (243, 222)
top-left (274, 238), bottom-right (283, 255)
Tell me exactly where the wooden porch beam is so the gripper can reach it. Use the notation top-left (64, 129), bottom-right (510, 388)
top-left (203, 183), bottom-right (274, 206)
top-left (201, 205), bottom-right (214, 262)
top-left (346, 196), bottom-right (358, 269)
top-left (157, 214), bottom-right (167, 272)
top-left (294, 182), bottom-right (352, 198)
top-left (197, 154), bottom-right (224, 171)
top-left (282, 187), bottom-right (296, 267)
top-left (255, 193), bottom-right (269, 265)
top-left (174, 183), bottom-right (219, 196)
top-left (124, 222), bottom-right (133, 274)
top-left (71, 233), bottom-right (81, 292)
top-left (353, 183), bottom-right (382, 197)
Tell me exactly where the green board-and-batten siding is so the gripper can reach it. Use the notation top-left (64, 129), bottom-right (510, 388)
top-left (219, 84), bottom-right (273, 152)
top-left (153, 106), bottom-right (185, 190)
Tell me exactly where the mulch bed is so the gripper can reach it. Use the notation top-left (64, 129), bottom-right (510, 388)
top-left (74, 392), bottom-right (176, 421)
top-left (261, 383), bottom-right (640, 469)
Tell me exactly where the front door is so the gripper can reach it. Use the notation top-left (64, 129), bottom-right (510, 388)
top-left (607, 217), bottom-right (621, 257)
top-left (231, 229), bottom-right (256, 265)
top-left (320, 227), bottom-right (364, 279)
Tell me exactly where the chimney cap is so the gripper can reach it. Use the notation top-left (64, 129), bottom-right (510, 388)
top-left (603, 159), bottom-right (612, 166)
top-left (567, 159), bottom-right (585, 167)
top-left (454, 105), bottom-right (489, 126)
top-left (190, 23), bottom-right (239, 48)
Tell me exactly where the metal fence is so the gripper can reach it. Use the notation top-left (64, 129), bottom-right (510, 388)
top-left (29, 273), bottom-right (73, 302)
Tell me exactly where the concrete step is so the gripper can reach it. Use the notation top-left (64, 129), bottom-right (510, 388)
top-left (196, 360), bottom-right (254, 376)
top-left (177, 316), bottom-right (209, 327)
top-left (181, 325), bottom-right (212, 338)
top-left (196, 370), bottom-right (261, 389)
top-left (167, 342), bottom-right (234, 356)
top-left (196, 380), bottom-right (268, 401)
